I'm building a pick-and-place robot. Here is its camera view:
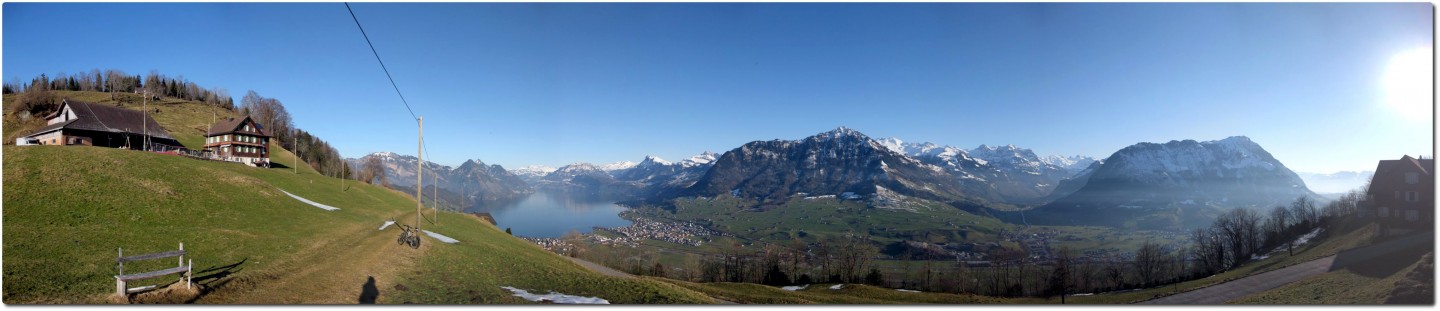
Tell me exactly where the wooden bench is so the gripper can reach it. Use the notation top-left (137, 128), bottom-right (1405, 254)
top-left (115, 242), bottom-right (192, 298)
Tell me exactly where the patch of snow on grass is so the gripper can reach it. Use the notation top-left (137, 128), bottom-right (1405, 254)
top-left (500, 286), bottom-right (609, 304)
top-left (278, 189), bottom-right (340, 211)
top-left (781, 285), bottom-right (808, 291)
top-left (421, 230), bottom-right (459, 244)
top-left (379, 221), bottom-right (395, 231)
top-left (830, 284), bottom-right (844, 290)
top-left (896, 289), bottom-right (921, 293)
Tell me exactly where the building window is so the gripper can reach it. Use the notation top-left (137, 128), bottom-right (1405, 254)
top-left (1395, 191), bottom-right (1402, 199)
top-left (1406, 210), bottom-right (1419, 222)
top-left (1406, 191), bottom-right (1419, 202)
top-left (1406, 172), bottom-right (1420, 184)
top-left (1380, 206), bottom-right (1390, 218)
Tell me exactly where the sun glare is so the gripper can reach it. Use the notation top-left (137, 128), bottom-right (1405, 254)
top-left (1382, 47), bottom-right (1434, 121)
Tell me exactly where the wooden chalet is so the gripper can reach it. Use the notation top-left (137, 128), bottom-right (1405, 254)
top-left (1365, 155), bottom-right (1435, 235)
top-left (204, 116), bottom-right (271, 167)
top-left (21, 99), bottom-right (179, 149)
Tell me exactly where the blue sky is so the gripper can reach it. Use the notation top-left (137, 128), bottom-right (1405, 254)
top-left (3, 3), bottom-right (1432, 173)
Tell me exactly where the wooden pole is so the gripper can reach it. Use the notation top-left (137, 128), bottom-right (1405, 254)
top-left (293, 127), bottom-right (297, 174)
top-left (416, 116), bottom-right (423, 230)
top-left (143, 90), bottom-right (148, 151)
top-left (433, 170), bottom-right (438, 225)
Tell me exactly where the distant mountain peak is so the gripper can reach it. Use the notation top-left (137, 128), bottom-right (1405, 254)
top-left (816, 126), bottom-right (869, 141)
top-left (641, 155), bottom-right (672, 166)
top-left (600, 160), bottom-right (638, 172)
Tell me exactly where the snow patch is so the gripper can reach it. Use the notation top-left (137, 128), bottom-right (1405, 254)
top-left (830, 284), bottom-right (844, 290)
top-left (421, 230), bottom-right (459, 244)
top-left (781, 285), bottom-right (809, 291)
top-left (379, 220), bottom-right (395, 231)
top-left (278, 189), bottom-right (341, 211)
top-left (500, 286), bottom-right (610, 304)
top-left (896, 289), bottom-right (921, 293)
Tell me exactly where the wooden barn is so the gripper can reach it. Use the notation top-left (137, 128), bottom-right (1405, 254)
top-left (204, 116), bottom-right (271, 167)
top-left (21, 99), bottom-right (179, 149)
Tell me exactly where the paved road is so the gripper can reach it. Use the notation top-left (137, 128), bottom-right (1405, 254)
top-left (1142, 231), bottom-right (1433, 304)
top-left (1140, 255), bottom-right (1337, 304)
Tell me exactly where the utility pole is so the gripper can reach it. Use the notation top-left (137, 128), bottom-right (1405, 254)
top-left (142, 89), bottom-right (149, 151)
top-left (416, 116), bottom-right (423, 230)
top-left (293, 127), bottom-right (298, 174)
top-left (433, 171), bottom-right (439, 225)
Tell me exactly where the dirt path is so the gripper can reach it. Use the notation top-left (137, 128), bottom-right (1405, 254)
top-left (194, 212), bottom-right (423, 304)
top-left (563, 256), bottom-right (736, 304)
top-left (564, 257), bottom-right (633, 279)
top-left (1142, 231), bottom-right (1434, 304)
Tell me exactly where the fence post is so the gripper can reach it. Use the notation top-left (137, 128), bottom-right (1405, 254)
top-left (178, 242), bottom-right (184, 268)
top-left (187, 259), bottom-right (193, 290)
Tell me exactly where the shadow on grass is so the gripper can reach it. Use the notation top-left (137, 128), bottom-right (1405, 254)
top-left (180, 258), bottom-right (249, 303)
top-left (359, 276), bottom-right (379, 304)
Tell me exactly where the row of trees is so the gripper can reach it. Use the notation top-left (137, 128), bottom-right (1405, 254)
top-left (2, 69), bottom-right (234, 109)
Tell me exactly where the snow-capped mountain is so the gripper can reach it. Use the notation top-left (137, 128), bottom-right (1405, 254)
top-left (600, 161), bottom-right (639, 172)
top-left (1296, 171), bottom-right (1374, 194)
top-left (875, 137), bottom-right (1097, 205)
top-left (607, 152), bottom-right (721, 198)
top-left (510, 165), bottom-right (557, 184)
top-left (1035, 136), bottom-right (1317, 228)
top-left (681, 127), bottom-right (977, 205)
top-left (536, 162), bottom-right (641, 198)
top-left (1041, 155), bottom-right (1100, 175)
top-left (347, 152), bottom-right (533, 210)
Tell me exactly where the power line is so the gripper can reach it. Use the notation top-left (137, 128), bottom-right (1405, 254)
top-left (344, 2), bottom-right (419, 122)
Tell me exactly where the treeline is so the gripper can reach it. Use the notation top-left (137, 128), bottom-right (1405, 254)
top-left (563, 190), bottom-right (1373, 300)
top-left (2, 69), bottom-right (234, 109)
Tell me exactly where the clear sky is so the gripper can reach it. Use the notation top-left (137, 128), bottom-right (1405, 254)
top-left (3, 2), bottom-right (1433, 173)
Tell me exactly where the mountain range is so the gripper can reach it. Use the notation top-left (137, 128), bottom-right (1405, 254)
top-left (346, 152), bottom-right (532, 210)
top-left (352, 127), bottom-right (1318, 229)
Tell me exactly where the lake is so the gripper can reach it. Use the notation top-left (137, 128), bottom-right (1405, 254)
top-left (465, 191), bottom-right (633, 238)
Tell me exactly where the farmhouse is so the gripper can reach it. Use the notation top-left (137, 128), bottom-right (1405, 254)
top-left (204, 116), bottom-right (271, 167)
top-left (20, 99), bottom-right (179, 149)
top-left (1365, 155), bottom-right (1434, 235)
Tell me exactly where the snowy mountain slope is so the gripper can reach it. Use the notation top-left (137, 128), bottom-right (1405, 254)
top-left (1033, 136), bottom-right (1318, 228)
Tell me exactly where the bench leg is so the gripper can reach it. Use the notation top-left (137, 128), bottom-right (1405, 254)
top-left (115, 278), bottom-right (127, 300)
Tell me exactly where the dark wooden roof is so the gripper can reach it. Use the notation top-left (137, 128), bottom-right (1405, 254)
top-left (1376, 155), bottom-right (1434, 177)
top-left (206, 115), bottom-right (271, 137)
top-left (27, 99), bottom-right (175, 140)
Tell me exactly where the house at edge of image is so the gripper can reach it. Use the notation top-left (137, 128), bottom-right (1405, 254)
top-left (204, 115), bottom-right (271, 167)
top-left (1365, 155), bottom-right (1435, 236)
top-left (18, 99), bottom-right (180, 149)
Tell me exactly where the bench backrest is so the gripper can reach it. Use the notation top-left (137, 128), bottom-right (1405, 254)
top-left (117, 242), bottom-right (186, 276)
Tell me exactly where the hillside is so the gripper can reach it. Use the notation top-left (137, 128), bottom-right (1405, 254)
top-left (0, 91), bottom-right (721, 303)
top-left (4, 91), bottom-right (234, 149)
top-left (2, 145), bottom-right (719, 304)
